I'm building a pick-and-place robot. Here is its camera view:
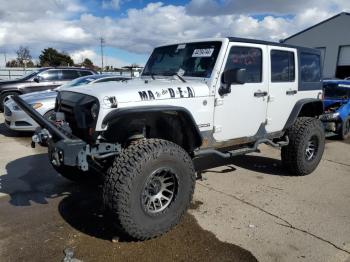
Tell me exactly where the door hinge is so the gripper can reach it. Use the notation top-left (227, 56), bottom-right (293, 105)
top-left (214, 125), bottom-right (222, 133)
top-left (215, 98), bottom-right (224, 106)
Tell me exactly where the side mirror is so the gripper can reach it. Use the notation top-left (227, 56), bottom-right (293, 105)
top-left (219, 68), bottom-right (246, 96)
top-left (223, 68), bottom-right (246, 85)
top-left (33, 77), bottom-right (40, 83)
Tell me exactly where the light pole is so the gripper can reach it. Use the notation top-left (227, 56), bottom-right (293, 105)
top-left (100, 37), bottom-right (105, 72)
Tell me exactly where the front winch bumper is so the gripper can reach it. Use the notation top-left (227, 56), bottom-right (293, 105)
top-left (13, 96), bottom-right (121, 171)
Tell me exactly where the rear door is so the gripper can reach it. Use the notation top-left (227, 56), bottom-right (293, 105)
top-left (213, 43), bottom-right (269, 141)
top-left (266, 47), bottom-right (298, 133)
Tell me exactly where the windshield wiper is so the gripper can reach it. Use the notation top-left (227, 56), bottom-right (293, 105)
top-left (162, 72), bottom-right (186, 83)
top-left (173, 73), bottom-right (186, 83)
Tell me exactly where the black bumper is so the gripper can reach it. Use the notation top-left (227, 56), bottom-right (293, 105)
top-left (12, 95), bottom-right (87, 168)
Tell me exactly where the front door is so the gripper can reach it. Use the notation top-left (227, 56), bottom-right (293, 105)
top-left (28, 69), bottom-right (63, 92)
top-left (213, 43), bottom-right (269, 141)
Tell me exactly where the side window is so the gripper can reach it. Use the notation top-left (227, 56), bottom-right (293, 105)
top-left (38, 70), bottom-right (61, 81)
top-left (225, 46), bottom-right (262, 83)
top-left (79, 70), bottom-right (93, 76)
top-left (271, 50), bottom-right (295, 82)
top-left (300, 53), bottom-right (321, 82)
top-left (62, 70), bottom-right (80, 80)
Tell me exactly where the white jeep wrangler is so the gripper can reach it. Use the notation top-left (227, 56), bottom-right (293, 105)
top-left (14, 37), bottom-right (325, 240)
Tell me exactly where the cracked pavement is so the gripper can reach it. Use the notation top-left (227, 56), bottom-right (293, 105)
top-left (0, 112), bottom-right (350, 262)
top-left (192, 141), bottom-right (350, 262)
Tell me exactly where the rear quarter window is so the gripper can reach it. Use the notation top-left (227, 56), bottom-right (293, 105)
top-left (300, 53), bottom-right (321, 82)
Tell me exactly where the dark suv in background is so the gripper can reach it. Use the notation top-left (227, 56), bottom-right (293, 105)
top-left (0, 67), bottom-right (96, 110)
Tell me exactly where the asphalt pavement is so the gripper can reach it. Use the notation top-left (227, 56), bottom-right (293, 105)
top-left (0, 114), bottom-right (349, 262)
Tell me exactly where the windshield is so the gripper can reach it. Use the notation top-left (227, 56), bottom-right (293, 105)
top-left (56, 77), bottom-right (95, 90)
top-left (142, 41), bottom-right (222, 78)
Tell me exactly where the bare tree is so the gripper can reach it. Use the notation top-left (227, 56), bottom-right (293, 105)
top-left (16, 46), bottom-right (32, 67)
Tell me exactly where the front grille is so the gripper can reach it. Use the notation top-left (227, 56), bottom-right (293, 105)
top-left (4, 105), bottom-right (12, 116)
top-left (57, 91), bottom-right (99, 142)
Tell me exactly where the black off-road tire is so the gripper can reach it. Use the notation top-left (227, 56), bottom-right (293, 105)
top-left (0, 91), bottom-right (20, 112)
top-left (103, 138), bottom-right (195, 240)
top-left (281, 117), bottom-right (325, 176)
top-left (338, 116), bottom-right (350, 140)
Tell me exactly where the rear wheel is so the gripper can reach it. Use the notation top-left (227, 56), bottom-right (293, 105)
top-left (281, 117), bottom-right (325, 176)
top-left (338, 116), bottom-right (350, 140)
top-left (103, 138), bottom-right (195, 240)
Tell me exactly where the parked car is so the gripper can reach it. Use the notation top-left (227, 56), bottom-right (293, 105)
top-left (0, 67), bottom-right (97, 110)
top-left (320, 79), bottom-right (350, 139)
top-left (4, 74), bottom-right (130, 132)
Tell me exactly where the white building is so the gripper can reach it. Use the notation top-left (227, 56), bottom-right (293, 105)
top-left (283, 12), bottom-right (350, 79)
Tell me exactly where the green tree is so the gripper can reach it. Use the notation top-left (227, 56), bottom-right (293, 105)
top-left (39, 48), bottom-right (74, 66)
top-left (81, 58), bottom-right (94, 68)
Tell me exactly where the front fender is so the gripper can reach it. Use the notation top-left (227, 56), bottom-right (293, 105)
top-left (102, 105), bottom-right (203, 151)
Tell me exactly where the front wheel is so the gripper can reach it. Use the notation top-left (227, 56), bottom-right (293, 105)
top-left (103, 138), bottom-right (195, 240)
top-left (338, 116), bottom-right (350, 140)
top-left (281, 117), bottom-right (325, 176)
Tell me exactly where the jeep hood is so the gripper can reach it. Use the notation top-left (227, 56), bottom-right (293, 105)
top-left (59, 77), bottom-right (210, 107)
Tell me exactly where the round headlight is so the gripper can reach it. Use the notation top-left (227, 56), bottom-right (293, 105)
top-left (91, 103), bottom-right (99, 120)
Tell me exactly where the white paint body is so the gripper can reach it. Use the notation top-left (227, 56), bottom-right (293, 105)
top-left (59, 38), bottom-right (321, 143)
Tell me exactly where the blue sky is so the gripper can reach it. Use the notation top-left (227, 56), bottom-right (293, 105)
top-left (0, 0), bottom-right (349, 67)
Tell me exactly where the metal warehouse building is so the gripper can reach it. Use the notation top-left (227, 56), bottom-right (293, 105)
top-left (282, 12), bottom-right (350, 79)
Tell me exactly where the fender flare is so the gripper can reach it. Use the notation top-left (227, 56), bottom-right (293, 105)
top-left (283, 98), bottom-right (324, 130)
top-left (102, 105), bottom-right (203, 150)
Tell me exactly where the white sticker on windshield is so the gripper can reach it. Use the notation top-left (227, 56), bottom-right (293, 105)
top-left (192, 48), bottom-right (214, 57)
top-left (177, 44), bottom-right (186, 50)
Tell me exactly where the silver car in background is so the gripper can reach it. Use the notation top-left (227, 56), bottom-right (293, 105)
top-left (4, 74), bottom-right (130, 131)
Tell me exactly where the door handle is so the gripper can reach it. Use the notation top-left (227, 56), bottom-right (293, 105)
top-left (286, 90), bottom-right (298, 95)
top-left (254, 91), bottom-right (268, 97)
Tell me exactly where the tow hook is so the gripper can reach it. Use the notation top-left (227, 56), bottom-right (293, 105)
top-left (31, 128), bottom-right (51, 148)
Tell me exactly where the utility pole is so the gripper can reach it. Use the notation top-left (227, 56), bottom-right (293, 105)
top-left (100, 37), bottom-right (105, 72)
top-left (3, 50), bottom-right (7, 67)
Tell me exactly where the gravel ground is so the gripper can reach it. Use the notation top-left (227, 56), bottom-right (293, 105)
top-left (0, 114), bottom-right (349, 262)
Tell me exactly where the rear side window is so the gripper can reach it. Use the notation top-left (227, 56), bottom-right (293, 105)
top-left (79, 70), bottom-right (94, 76)
top-left (225, 46), bottom-right (262, 83)
top-left (271, 50), bottom-right (295, 82)
top-left (62, 70), bottom-right (80, 80)
top-left (300, 53), bottom-right (321, 82)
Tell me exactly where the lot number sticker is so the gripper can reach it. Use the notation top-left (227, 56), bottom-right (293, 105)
top-left (192, 48), bottom-right (214, 57)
